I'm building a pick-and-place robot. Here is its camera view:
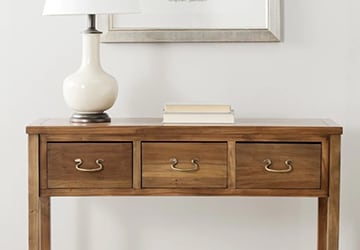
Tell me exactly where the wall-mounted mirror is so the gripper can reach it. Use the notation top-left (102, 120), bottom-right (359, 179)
top-left (102, 0), bottom-right (280, 43)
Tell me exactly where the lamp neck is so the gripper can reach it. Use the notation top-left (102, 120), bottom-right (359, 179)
top-left (80, 33), bottom-right (102, 69)
top-left (84, 14), bottom-right (102, 34)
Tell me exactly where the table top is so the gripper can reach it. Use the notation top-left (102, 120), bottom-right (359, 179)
top-left (26, 118), bottom-right (342, 135)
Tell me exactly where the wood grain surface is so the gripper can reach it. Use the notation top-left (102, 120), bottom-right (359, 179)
top-left (236, 143), bottom-right (322, 189)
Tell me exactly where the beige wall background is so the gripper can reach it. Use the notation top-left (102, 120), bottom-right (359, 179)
top-left (0, 0), bottom-right (358, 249)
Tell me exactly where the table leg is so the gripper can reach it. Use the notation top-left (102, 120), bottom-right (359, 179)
top-left (29, 191), bottom-right (40, 250)
top-left (29, 134), bottom-right (51, 250)
top-left (318, 135), bottom-right (341, 250)
top-left (40, 197), bottom-right (51, 250)
top-left (29, 135), bottom-right (40, 250)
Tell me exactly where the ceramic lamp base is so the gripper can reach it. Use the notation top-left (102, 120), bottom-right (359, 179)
top-left (64, 33), bottom-right (118, 124)
top-left (70, 113), bottom-right (111, 123)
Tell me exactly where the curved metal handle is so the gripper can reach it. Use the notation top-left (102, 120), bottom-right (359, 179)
top-left (75, 158), bottom-right (104, 172)
top-left (170, 158), bottom-right (200, 172)
top-left (264, 159), bottom-right (293, 173)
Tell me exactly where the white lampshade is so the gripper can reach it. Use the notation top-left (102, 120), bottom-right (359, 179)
top-left (43, 0), bottom-right (140, 15)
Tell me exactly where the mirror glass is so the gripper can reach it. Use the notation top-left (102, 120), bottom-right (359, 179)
top-left (102, 0), bottom-right (280, 42)
top-left (113, 0), bottom-right (267, 29)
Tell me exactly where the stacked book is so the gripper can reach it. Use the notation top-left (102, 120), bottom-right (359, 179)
top-left (162, 104), bottom-right (235, 124)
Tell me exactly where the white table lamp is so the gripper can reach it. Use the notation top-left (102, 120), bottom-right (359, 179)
top-left (43, 0), bottom-right (140, 123)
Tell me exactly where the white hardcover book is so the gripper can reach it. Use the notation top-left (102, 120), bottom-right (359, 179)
top-left (162, 111), bottom-right (235, 124)
top-left (164, 104), bottom-right (232, 113)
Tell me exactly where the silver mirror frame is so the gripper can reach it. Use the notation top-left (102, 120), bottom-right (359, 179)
top-left (102, 0), bottom-right (280, 43)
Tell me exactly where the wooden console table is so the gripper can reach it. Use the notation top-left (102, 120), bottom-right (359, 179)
top-left (27, 118), bottom-right (342, 250)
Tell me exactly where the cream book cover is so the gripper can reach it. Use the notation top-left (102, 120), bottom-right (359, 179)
top-left (162, 111), bottom-right (235, 124)
top-left (164, 104), bottom-right (232, 113)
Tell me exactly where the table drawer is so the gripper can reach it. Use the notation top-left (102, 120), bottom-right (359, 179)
top-left (47, 142), bottom-right (132, 188)
top-left (236, 143), bottom-right (321, 189)
top-left (142, 142), bottom-right (227, 188)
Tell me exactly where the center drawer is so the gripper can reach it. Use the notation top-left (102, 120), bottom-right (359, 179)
top-left (47, 142), bottom-right (133, 189)
top-left (142, 142), bottom-right (227, 188)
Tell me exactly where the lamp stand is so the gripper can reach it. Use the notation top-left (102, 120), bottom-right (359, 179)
top-left (70, 113), bottom-right (111, 123)
top-left (63, 14), bottom-right (118, 123)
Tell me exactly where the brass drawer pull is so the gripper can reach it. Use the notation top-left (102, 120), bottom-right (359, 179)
top-left (75, 158), bottom-right (104, 172)
top-left (264, 159), bottom-right (293, 173)
top-left (170, 158), bottom-right (200, 172)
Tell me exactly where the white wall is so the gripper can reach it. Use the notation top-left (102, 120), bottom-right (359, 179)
top-left (1, 0), bottom-right (359, 249)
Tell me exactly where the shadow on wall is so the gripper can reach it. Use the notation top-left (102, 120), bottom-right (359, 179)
top-left (111, 44), bottom-right (172, 117)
